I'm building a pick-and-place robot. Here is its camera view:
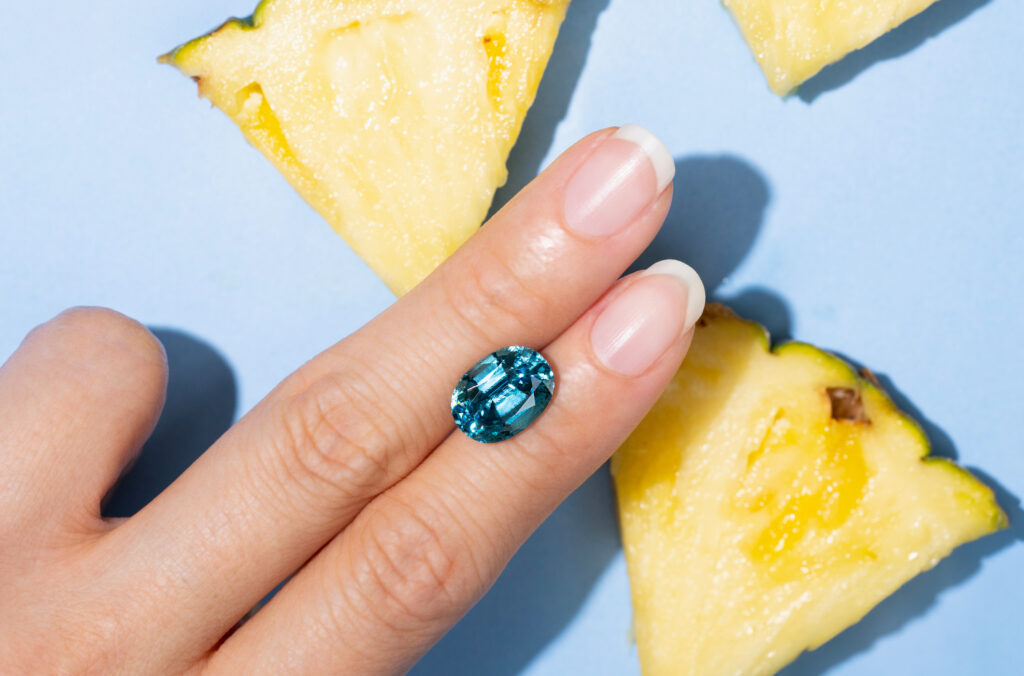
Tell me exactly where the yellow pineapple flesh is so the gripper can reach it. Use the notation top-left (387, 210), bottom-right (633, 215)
top-left (612, 305), bottom-right (1006, 676)
top-left (724, 0), bottom-right (941, 95)
top-left (163, 0), bottom-right (569, 295)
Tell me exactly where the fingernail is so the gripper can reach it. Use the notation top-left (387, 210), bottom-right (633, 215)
top-left (564, 125), bottom-right (675, 238)
top-left (642, 259), bottom-right (707, 332)
top-left (591, 260), bottom-right (706, 376)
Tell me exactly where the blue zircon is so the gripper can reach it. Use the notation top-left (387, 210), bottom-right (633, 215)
top-left (451, 346), bottom-right (555, 444)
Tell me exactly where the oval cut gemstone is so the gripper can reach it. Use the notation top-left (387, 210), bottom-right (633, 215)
top-left (451, 346), bottom-right (555, 443)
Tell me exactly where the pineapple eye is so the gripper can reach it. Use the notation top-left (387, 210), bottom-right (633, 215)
top-left (826, 386), bottom-right (871, 423)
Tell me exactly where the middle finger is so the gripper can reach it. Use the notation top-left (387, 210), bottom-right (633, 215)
top-left (99, 126), bottom-right (677, 666)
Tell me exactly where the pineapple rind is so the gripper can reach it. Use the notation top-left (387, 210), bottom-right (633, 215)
top-left (613, 305), bottom-right (1006, 676)
top-left (159, 0), bottom-right (268, 65)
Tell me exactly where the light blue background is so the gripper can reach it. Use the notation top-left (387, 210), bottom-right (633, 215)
top-left (1, 0), bottom-right (1021, 673)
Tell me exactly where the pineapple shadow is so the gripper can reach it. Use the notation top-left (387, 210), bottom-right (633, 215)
top-left (797, 0), bottom-right (993, 102)
top-left (103, 329), bottom-right (237, 517)
top-left (779, 366), bottom-right (1023, 676)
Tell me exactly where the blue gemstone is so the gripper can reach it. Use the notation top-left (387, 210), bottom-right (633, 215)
top-left (451, 346), bottom-right (555, 443)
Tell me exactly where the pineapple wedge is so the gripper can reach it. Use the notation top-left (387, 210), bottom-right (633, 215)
top-left (612, 305), bottom-right (1006, 676)
top-left (724, 0), bottom-right (941, 95)
top-left (163, 0), bottom-right (569, 295)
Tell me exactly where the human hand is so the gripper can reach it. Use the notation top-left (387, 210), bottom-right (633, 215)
top-left (1, 127), bottom-right (704, 674)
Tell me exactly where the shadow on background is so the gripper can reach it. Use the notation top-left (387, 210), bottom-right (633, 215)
top-left (412, 471), bottom-right (621, 676)
top-left (489, 0), bottom-right (612, 216)
top-left (798, 0), bottom-right (993, 101)
top-left (631, 155), bottom-right (770, 291)
top-left (103, 329), bottom-right (237, 517)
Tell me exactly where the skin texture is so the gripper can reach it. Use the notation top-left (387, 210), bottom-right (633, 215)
top-left (0, 129), bottom-right (694, 674)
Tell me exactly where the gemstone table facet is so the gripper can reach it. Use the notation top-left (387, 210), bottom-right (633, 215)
top-left (451, 346), bottom-right (555, 443)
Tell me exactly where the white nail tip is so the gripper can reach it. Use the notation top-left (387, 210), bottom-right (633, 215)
top-left (611, 124), bottom-right (676, 194)
top-left (643, 259), bottom-right (706, 331)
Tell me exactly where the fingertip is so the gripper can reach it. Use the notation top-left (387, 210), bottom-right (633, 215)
top-left (26, 307), bottom-right (167, 374)
top-left (589, 260), bottom-right (703, 378)
top-left (641, 259), bottom-right (706, 332)
top-left (610, 124), bottom-right (676, 194)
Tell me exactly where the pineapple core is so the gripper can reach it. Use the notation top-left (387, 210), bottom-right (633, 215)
top-left (724, 0), bottom-right (943, 95)
top-left (613, 306), bottom-right (1005, 676)
top-left (163, 0), bottom-right (569, 295)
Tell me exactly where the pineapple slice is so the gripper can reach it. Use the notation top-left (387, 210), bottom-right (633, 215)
top-left (724, 0), bottom-right (941, 95)
top-left (163, 0), bottom-right (569, 295)
top-left (612, 305), bottom-right (1006, 676)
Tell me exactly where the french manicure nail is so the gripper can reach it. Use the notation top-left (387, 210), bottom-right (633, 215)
top-left (564, 125), bottom-right (675, 238)
top-left (590, 260), bottom-right (706, 376)
top-left (641, 259), bottom-right (707, 333)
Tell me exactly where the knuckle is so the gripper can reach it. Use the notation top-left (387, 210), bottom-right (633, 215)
top-left (443, 247), bottom-right (548, 343)
top-left (271, 371), bottom-right (399, 503)
top-left (347, 494), bottom-right (484, 627)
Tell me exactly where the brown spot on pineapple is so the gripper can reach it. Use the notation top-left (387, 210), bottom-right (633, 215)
top-left (827, 387), bottom-right (870, 424)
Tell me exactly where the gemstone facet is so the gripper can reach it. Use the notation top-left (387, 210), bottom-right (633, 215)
top-left (451, 346), bottom-right (555, 443)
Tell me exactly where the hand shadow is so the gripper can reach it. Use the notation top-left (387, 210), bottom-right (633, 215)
top-left (630, 155), bottom-right (771, 291)
top-left (798, 0), bottom-right (994, 102)
top-left (411, 471), bottom-right (621, 676)
top-left (103, 329), bottom-right (237, 517)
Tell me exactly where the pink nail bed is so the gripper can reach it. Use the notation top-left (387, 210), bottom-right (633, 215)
top-left (590, 261), bottom-right (706, 377)
top-left (563, 125), bottom-right (675, 238)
